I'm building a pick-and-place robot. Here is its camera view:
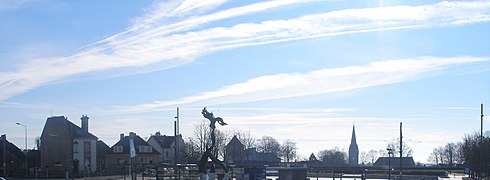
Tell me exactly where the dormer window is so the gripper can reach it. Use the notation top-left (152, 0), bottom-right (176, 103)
top-left (114, 146), bottom-right (123, 153)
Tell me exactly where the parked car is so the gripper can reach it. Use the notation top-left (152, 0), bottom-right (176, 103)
top-left (144, 168), bottom-right (156, 176)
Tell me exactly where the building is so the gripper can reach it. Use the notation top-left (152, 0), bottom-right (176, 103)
top-left (147, 132), bottom-right (184, 164)
top-left (348, 125), bottom-right (359, 166)
top-left (104, 132), bottom-right (160, 173)
top-left (224, 137), bottom-right (280, 167)
top-left (224, 136), bottom-right (245, 166)
top-left (40, 115), bottom-right (98, 177)
top-left (373, 157), bottom-right (415, 168)
top-left (96, 140), bottom-right (110, 173)
top-left (0, 134), bottom-right (26, 178)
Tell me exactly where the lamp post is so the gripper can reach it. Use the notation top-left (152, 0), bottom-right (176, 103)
top-left (16, 122), bottom-right (28, 178)
top-left (387, 148), bottom-right (394, 180)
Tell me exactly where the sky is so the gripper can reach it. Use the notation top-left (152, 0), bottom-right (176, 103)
top-left (1, 0), bottom-right (489, 163)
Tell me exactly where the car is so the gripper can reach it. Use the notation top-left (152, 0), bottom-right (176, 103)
top-left (143, 168), bottom-right (156, 176)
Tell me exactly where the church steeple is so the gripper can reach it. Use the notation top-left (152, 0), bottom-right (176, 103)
top-left (349, 124), bottom-right (359, 166)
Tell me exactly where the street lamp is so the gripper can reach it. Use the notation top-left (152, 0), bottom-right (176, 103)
top-left (16, 122), bottom-right (28, 178)
top-left (387, 148), bottom-right (394, 180)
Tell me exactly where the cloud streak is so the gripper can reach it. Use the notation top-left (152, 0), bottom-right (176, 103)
top-left (114, 56), bottom-right (488, 113)
top-left (1, 1), bottom-right (490, 101)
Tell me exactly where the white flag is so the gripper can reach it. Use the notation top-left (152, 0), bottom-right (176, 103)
top-left (129, 136), bottom-right (136, 158)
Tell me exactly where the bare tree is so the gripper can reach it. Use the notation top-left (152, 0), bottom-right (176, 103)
top-left (193, 120), bottom-right (210, 154)
top-left (183, 137), bottom-right (201, 163)
top-left (360, 151), bottom-right (369, 165)
top-left (191, 120), bottom-right (228, 158)
top-left (428, 147), bottom-right (443, 165)
top-left (387, 141), bottom-right (413, 157)
top-left (231, 129), bottom-right (256, 149)
top-left (213, 129), bottom-right (230, 159)
top-left (280, 139), bottom-right (297, 162)
top-left (257, 136), bottom-right (280, 154)
top-left (444, 142), bottom-right (457, 165)
top-left (368, 149), bottom-right (379, 164)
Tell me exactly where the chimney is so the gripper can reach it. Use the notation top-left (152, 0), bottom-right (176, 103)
top-left (120, 133), bottom-right (124, 141)
top-left (81, 115), bottom-right (89, 133)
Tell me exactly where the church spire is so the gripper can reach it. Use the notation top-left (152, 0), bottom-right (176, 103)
top-left (351, 124), bottom-right (357, 144)
top-left (349, 124), bottom-right (359, 166)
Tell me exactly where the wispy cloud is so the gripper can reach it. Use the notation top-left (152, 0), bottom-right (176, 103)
top-left (1, 1), bottom-right (490, 101)
top-left (114, 56), bottom-right (488, 113)
top-left (0, 0), bottom-right (36, 12)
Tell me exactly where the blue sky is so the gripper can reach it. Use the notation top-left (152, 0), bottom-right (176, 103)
top-left (1, 0), bottom-right (489, 163)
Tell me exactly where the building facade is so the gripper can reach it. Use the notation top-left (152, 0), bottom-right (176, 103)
top-left (348, 125), bottom-right (359, 166)
top-left (147, 132), bottom-right (184, 164)
top-left (40, 115), bottom-right (98, 177)
top-left (224, 137), bottom-right (280, 167)
top-left (0, 134), bottom-right (26, 177)
top-left (105, 132), bottom-right (160, 173)
top-left (224, 135), bottom-right (245, 166)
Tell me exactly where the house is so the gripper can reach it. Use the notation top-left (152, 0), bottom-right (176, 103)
top-left (224, 135), bottom-right (244, 166)
top-left (96, 140), bottom-right (110, 173)
top-left (373, 157), bottom-right (415, 168)
top-left (0, 134), bottom-right (26, 178)
top-left (224, 137), bottom-right (280, 167)
top-left (147, 132), bottom-right (184, 164)
top-left (40, 115), bottom-right (98, 176)
top-left (104, 132), bottom-right (160, 173)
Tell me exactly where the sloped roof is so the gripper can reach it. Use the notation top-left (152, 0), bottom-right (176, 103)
top-left (226, 135), bottom-right (244, 148)
top-left (0, 136), bottom-right (25, 159)
top-left (41, 116), bottom-right (97, 139)
top-left (107, 134), bottom-right (160, 155)
top-left (374, 157), bottom-right (415, 167)
top-left (149, 135), bottom-right (177, 149)
top-left (97, 140), bottom-right (110, 157)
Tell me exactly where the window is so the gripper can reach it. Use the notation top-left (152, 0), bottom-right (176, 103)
top-left (139, 146), bottom-right (152, 153)
top-left (73, 142), bottom-right (79, 153)
top-left (114, 146), bottom-right (123, 153)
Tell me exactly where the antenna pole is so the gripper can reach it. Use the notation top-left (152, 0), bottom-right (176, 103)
top-left (400, 122), bottom-right (403, 180)
top-left (480, 103), bottom-right (484, 180)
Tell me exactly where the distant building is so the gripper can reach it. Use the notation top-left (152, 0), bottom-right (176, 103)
top-left (349, 125), bottom-right (359, 166)
top-left (104, 132), bottom-right (160, 173)
top-left (0, 134), bottom-right (26, 177)
top-left (146, 132), bottom-right (184, 164)
top-left (373, 157), bottom-right (415, 168)
top-left (224, 136), bottom-right (280, 167)
top-left (225, 136), bottom-right (244, 166)
top-left (40, 115), bottom-right (98, 176)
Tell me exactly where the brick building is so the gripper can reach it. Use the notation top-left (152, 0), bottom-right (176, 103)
top-left (147, 132), bottom-right (184, 164)
top-left (104, 132), bottom-right (160, 173)
top-left (40, 115), bottom-right (98, 177)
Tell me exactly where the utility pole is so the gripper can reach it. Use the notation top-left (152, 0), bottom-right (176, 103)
top-left (399, 122), bottom-right (403, 180)
top-left (480, 103), bottom-right (484, 180)
top-left (174, 107), bottom-right (181, 180)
